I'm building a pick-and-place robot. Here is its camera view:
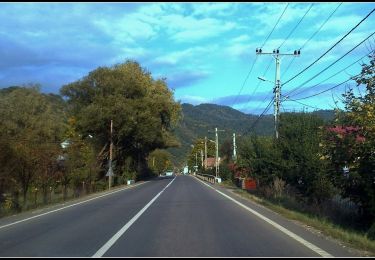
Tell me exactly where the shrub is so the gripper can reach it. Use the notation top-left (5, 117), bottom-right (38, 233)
top-left (367, 222), bottom-right (375, 241)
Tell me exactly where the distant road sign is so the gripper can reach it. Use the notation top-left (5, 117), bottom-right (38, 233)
top-left (106, 167), bottom-right (114, 177)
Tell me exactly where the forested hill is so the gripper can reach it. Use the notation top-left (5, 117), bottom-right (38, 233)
top-left (167, 103), bottom-right (335, 166)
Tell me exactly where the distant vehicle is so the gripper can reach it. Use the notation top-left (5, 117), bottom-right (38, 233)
top-left (165, 171), bottom-right (174, 177)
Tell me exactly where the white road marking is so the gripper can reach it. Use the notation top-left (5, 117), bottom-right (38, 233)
top-left (92, 177), bottom-right (176, 258)
top-left (194, 177), bottom-right (333, 257)
top-left (0, 182), bottom-right (148, 230)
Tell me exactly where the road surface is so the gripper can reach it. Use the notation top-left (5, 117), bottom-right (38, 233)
top-left (0, 175), bottom-right (358, 257)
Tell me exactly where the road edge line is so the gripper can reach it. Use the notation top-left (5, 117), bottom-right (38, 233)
top-left (0, 181), bottom-right (149, 230)
top-left (193, 176), bottom-right (333, 258)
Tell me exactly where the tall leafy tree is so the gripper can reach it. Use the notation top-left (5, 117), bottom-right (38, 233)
top-left (60, 60), bottom-right (181, 179)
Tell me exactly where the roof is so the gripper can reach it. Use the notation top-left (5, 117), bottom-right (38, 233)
top-left (204, 157), bottom-right (217, 167)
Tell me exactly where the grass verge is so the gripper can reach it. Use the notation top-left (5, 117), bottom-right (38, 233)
top-left (219, 181), bottom-right (375, 256)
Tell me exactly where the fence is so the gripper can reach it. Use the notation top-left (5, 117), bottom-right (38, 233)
top-left (196, 173), bottom-right (216, 184)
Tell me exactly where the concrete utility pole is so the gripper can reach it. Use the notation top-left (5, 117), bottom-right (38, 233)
top-left (233, 133), bottom-right (237, 162)
top-left (204, 136), bottom-right (207, 170)
top-left (195, 152), bottom-right (198, 170)
top-left (256, 48), bottom-right (300, 139)
top-left (109, 119), bottom-right (113, 190)
top-left (201, 149), bottom-right (204, 168)
top-left (209, 128), bottom-right (225, 178)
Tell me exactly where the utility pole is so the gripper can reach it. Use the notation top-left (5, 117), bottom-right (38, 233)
top-left (209, 128), bottom-right (225, 178)
top-left (109, 119), bottom-right (113, 190)
top-left (256, 48), bottom-right (300, 139)
top-left (201, 149), bottom-right (204, 168)
top-left (233, 133), bottom-right (237, 162)
top-left (195, 152), bottom-right (198, 173)
top-left (204, 136), bottom-right (207, 170)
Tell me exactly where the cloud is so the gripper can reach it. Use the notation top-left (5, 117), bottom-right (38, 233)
top-left (177, 95), bottom-right (209, 105)
top-left (166, 70), bottom-right (211, 89)
top-left (162, 15), bottom-right (237, 43)
top-left (191, 3), bottom-right (238, 17)
top-left (210, 91), bottom-right (274, 107)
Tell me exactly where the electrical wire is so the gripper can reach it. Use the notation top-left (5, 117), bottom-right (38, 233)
top-left (278, 3), bottom-right (314, 49)
top-left (283, 7), bottom-right (375, 87)
top-left (232, 3), bottom-right (289, 106)
top-left (292, 76), bottom-right (357, 101)
top-left (289, 51), bottom-right (372, 98)
top-left (282, 3), bottom-right (342, 79)
top-left (286, 31), bottom-right (375, 96)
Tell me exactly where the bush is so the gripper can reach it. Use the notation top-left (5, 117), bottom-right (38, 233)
top-left (367, 222), bottom-right (375, 241)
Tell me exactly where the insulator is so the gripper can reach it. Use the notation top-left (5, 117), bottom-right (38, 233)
top-left (276, 49), bottom-right (279, 54)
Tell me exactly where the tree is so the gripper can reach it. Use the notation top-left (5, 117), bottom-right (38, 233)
top-left (187, 138), bottom-right (215, 172)
top-left (321, 51), bottom-right (375, 225)
top-left (0, 86), bottom-right (65, 208)
top-left (148, 149), bottom-right (173, 176)
top-left (60, 60), bottom-right (181, 180)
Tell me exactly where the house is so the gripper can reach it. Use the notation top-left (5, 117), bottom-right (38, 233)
top-left (204, 157), bottom-right (221, 170)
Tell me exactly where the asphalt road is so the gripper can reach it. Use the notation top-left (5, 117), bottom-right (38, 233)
top-left (0, 175), bottom-right (358, 257)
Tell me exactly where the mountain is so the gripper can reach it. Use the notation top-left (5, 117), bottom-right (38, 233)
top-left (167, 103), bottom-right (335, 167)
top-left (167, 103), bottom-right (274, 167)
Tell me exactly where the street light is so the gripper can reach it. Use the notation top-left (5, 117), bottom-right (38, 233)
top-left (257, 76), bottom-right (274, 84)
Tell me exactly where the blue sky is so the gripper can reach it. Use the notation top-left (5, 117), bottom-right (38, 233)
top-left (0, 2), bottom-right (374, 114)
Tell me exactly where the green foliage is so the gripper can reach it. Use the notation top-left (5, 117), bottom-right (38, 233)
top-left (320, 51), bottom-right (375, 224)
top-left (168, 103), bottom-right (335, 167)
top-left (367, 222), bottom-right (375, 241)
top-left (148, 149), bottom-right (173, 176)
top-left (60, 60), bottom-right (182, 179)
top-left (0, 86), bottom-right (66, 208)
top-left (187, 138), bottom-right (215, 172)
top-left (237, 135), bottom-right (282, 185)
top-left (238, 113), bottom-right (334, 205)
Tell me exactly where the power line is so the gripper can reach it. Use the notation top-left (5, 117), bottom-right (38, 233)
top-left (283, 7), bottom-right (375, 87)
top-left (248, 3), bottom-right (312, 105)
top-left (278, 3), bottom-right (314, 49)
top-left (281, 94), bottom-right (324, 110)
top-left (261, 3), bottom-right (289, 48)
top-left (243, 97), bottom-right (274, 136)
top-left (232, 55), bottom-right (259, 105)
top-left (293, 76), bottom-right (357, 101)
top-left (290, 51), bottom-right (372, 98)
top-left (286, 31), bottom-right (375, 96)
top-left (282, 3), bottom-right (342, 79)
top-left (232, 3), bottom-right (289, 106)
top-left (300, 3), bottom-right (342, 50)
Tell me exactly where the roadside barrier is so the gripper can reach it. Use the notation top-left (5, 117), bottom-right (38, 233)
top-left (195, 173), bottom-right (216, 184)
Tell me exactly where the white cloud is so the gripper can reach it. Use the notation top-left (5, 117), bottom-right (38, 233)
top-left (178, 95), bottom-right (209, 105)
top-left (161, 14), bottom-right (237, 43)
top-left (191, 3), bottom-right (238, 17)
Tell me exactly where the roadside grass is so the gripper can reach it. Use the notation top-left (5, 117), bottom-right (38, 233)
top-left (219, 181), bottom-right (375, 256)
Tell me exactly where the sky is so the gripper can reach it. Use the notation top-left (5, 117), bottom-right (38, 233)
top-left (0, 2), bottom-right (374, 114)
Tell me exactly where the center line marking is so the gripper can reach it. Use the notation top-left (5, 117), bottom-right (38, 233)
top-left (193, 176), bottom-right (333, 257)
top-left (92, 177), bottom-right (176, 258)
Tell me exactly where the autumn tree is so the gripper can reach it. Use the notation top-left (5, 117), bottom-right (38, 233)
top-left (321, 51), bottom-right (375, 225)
top-left (0, 86), bottom-right (65, 208)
